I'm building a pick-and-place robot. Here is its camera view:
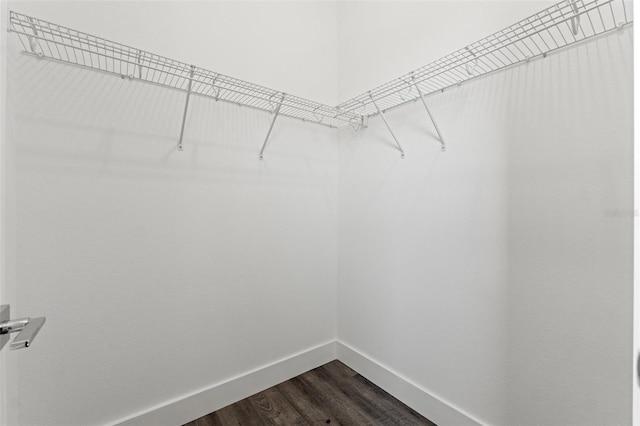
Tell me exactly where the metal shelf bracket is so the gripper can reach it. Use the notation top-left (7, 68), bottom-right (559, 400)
top-left (411, 74), bottom-right (446, 152)
top-left (135, 49), bottom-right (142, 79)
top-left (569, 0), bottom-right (581, 35)
top-left (369, 93), bottom-right (405, 159)
top-left (26, 17), bottom-right (43, 57)
top-left (177, 65), bottom-right (195, 151)
top-left (259, 93), bottom-right (285, 160)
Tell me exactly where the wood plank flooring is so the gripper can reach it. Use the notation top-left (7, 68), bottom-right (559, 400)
top-left (184, 360), bottom-right (436, 426)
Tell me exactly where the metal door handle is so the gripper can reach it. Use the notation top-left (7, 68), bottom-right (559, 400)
top-left (0, 305), bottom-right (46, 351)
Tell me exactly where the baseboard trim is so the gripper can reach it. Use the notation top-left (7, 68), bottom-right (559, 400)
top-left (108, 340), bottom-right (483, 426)
top-left (336, 341), bottom-right (483, 426)
top-left (108, 340), bottom-right (337, 426)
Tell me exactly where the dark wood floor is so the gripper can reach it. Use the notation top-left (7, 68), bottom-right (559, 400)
top-left (184, 360), bottom-right (436, 426)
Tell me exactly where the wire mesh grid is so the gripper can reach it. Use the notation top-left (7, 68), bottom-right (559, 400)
top-left (8, 10), bottom-right (360, 129)
top-left (9, 0), bottom-right (633, 128)
top-left (337, 0), bottom-right (633, 117)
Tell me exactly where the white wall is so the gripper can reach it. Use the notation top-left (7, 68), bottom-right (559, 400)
top-left (0, 2), bottom-right (18, 426)
top-left (634, 2), bottom-right (640, 423)
top-left (5, 3), bottom-right (339, 424)
top-left (338, 26), bottom-right (633, 426)
top-left (504, 28), bottom-right (634, 426)
top-left (337, 70), bottom-right (511, 424)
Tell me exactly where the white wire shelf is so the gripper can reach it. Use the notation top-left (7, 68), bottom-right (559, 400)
top-left (8, 10), bottom-right (360, 129)
top-left (337, 0), bottom-right (633, 117)
top-left (8, 0), bottom-right (633, 138)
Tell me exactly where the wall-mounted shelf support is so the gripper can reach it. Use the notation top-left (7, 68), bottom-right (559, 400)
top-left (569, 0), bottom-right (581, 35)
top-left (259, 93), bottom-right (285, 160)
top-left (412, 75), bottom-right (446, 152)
top-left (177, 65), bottom-right (195, 151)
top-left (369, 93), bottom-right (405, 159)
top-left (26, 16), bottom-right (43, 57)
top-left (135, 49), bottom-right (142, 79)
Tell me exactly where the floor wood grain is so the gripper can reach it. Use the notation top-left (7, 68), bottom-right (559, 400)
top-left (184, 360), bottom-right (436, 426)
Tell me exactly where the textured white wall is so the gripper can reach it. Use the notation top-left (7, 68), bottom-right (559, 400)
top-left (5, 27), bottom-right (338, 426)
top-left (504, 27), bottom-right (634, 426)
top-left (337, 27), bottom-right (633, 426)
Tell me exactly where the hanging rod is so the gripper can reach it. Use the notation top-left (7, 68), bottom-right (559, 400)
top-left (337, 0), bottom-right (632, 117)
top-left (7, 10), bottom-right (361, 130)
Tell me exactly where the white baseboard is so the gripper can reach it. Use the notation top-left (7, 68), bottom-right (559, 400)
top-left (108, 340), bottom-right (482, 426)
top-left (109, 340), bottom-right (336, 426)
top-left (336, 341), bottom-right (483, 426)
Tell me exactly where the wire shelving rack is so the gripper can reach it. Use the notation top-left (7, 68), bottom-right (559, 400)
top-left (7, 0), bottom-right (633, 156)
top-left (337, 0), bottom-right (632, 118)
top-left (8, 10), bottom-right (360, 130)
